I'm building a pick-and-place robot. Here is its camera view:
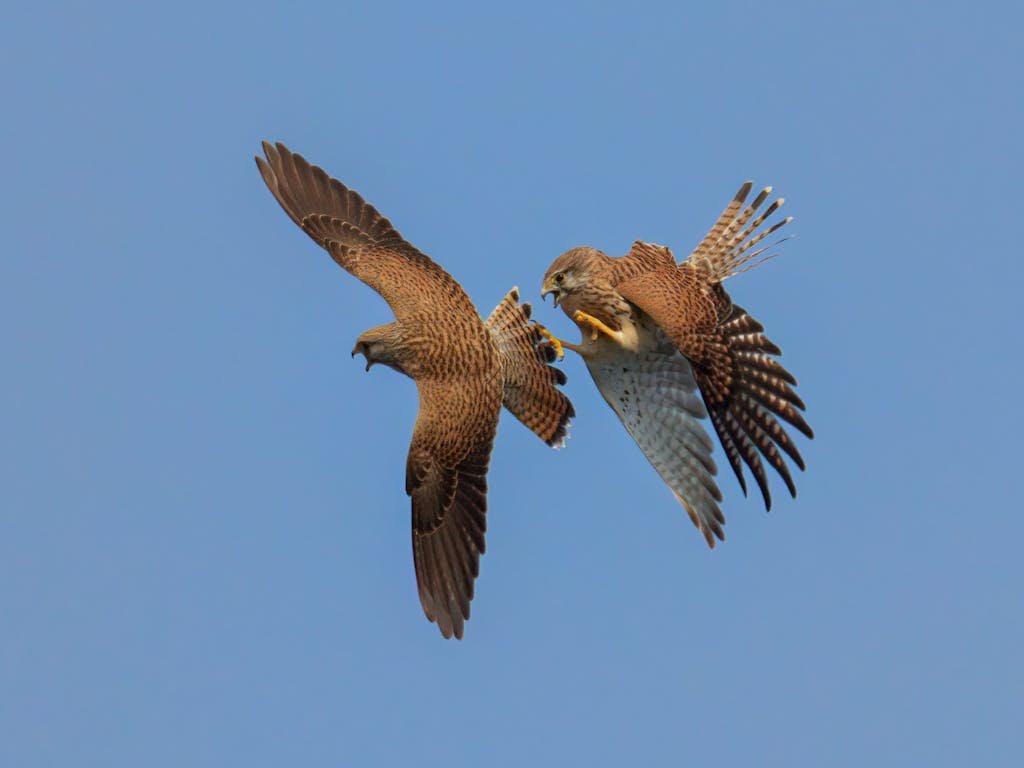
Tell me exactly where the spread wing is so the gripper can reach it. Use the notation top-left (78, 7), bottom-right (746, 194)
top-left (256, 141), bottom-right (477, 322)
top-left (406, 381), bottom-right (501, 639)
top-left (695, 301), bottom-right (813, 508)
top-left (617, 264), bottom-right (812, 510)
top-left (586, 323), bottom-right (725, 547)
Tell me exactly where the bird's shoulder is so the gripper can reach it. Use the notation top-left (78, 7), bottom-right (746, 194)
top-left (609, 240), bottom-right (678, 285)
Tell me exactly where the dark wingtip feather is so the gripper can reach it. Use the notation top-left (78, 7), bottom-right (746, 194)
top-left (254, 155), bottom-right (275, 193)
top-left (709, 409), bottom-right (746, 496)
top-left (697, 304), bottom-right (813, 509)
top-left (542, 393), bottom-right (575, 449)
top-left (753, 466), bottom-right (773, 511)
top-left (544, 405), bottom-right (574, 449)
top-left (538, 344), bottom-right (557, 363)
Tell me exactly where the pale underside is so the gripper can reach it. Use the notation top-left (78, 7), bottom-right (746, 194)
top-left (581, 313), bottom-right (725, 546)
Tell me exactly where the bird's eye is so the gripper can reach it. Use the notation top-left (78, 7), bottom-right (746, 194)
top-left (555, 273), bottom-right (564, 284)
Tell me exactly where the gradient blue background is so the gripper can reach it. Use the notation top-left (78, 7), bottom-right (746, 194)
top-left (3, 1), bottom-right (1021, 765)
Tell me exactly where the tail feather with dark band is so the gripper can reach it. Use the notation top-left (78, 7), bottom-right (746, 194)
top-left (485, 288), bottom-right (574, 448)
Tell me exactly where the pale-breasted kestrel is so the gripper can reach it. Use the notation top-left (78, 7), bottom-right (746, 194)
top-left (538, 183), bottom-right (811, 546)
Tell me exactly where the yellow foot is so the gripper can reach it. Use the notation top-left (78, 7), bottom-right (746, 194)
top-left (573, 310), bottom-right (620, 342)
top-left (534, 323), bottom-right (565, 361)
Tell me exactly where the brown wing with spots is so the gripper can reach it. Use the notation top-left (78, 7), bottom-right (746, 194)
top-left (406, 380), bottom-right (502, 640)
top-left (610, 240), bottom-right (678, 284)
top-left (616, 261), bottom-right (812, 509)
top-left (256, 141), bottom-right (477, 322)
top-left (485, 288), bottom-right (574, 447)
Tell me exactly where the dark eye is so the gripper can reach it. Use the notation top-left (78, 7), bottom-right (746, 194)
top-left (555, 273), bottom-right (564, 284)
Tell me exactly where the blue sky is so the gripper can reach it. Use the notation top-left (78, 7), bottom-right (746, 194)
top-left (2, 1), bottom-right (1021, 765)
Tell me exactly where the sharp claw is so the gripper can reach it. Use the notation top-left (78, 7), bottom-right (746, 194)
top-left (534, 324), bottom-right (565, 361)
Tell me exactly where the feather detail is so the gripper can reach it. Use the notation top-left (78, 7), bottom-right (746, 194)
top-left (696, 303), bottom-right (812, 509)
top-left (685, 182), bottom-right (794, 282)
top-left (586, 333), bottom-right (726, 548)
top-left (485, 288), bottom-right (575, 447)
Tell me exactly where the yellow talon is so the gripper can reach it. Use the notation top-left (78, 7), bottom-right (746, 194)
top-left (534, 323), bottom-right (565, 361)
top-left (573, 310), bottom-right (619, 342)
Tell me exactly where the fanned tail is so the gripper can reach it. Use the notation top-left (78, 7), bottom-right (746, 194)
top-left (687, 182), bottom-right (794, 282)
top-left (485, 288), bottom-right (575, 447)
top-left (698, 304), bottom-right (813, 509)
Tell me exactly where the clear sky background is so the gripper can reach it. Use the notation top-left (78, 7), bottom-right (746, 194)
top-left (2, 1), bottom-right (1021, 765)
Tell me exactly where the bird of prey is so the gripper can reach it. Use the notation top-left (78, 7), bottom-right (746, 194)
top-left (256, 141), bottom-right (573, 638)
top-left (538, 183), bottom-right (812, 546)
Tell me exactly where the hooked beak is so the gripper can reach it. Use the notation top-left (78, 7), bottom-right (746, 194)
top-left (541, 287), bottom-right (562, 307)
top-left (351, 344), bottom-right (373, 372)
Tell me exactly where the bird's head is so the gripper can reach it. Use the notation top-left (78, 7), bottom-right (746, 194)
top-left (351, 323), bottom-right (408, 376)
top-left (541, 246), bottom-right (608, 309)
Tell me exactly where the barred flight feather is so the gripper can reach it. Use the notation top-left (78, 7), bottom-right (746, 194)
top-left (686, 181), bottom-right (794, 282)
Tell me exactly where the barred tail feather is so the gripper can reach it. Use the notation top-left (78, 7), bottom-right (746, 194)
top-left (485, 288), bottom-right (574, 447)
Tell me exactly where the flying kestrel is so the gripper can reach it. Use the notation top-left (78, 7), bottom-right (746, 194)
top-left (256, 142), bottom-right (573, 638)
top-left (538, 183), bottom-right (812, 546)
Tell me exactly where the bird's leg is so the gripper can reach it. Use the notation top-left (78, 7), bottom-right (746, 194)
top-left (573, 310), bottom-right (623, 343)
top-left (534, 323), bottom-right (565, 360)
top-left (534, 323), bottom-right (583, 359)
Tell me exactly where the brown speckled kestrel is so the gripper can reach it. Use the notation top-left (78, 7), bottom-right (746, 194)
top-left (539, 183), bottom-right (812, 547)
top-left (256, 142), bottom-right (573, 639)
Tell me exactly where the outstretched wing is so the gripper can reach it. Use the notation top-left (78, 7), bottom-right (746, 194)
top-left (694, 301), bottom-right (813, 509)
top-left (485, 288), bottom-right (574, 448)
top-left (586, 323), bottom-right (725, 547)
top-left (256, 141), bottom-right (477, 322)
top-left (406, 380), bottom-right (501, 639)
top-left (617, 264), bottom-right (812, 509)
